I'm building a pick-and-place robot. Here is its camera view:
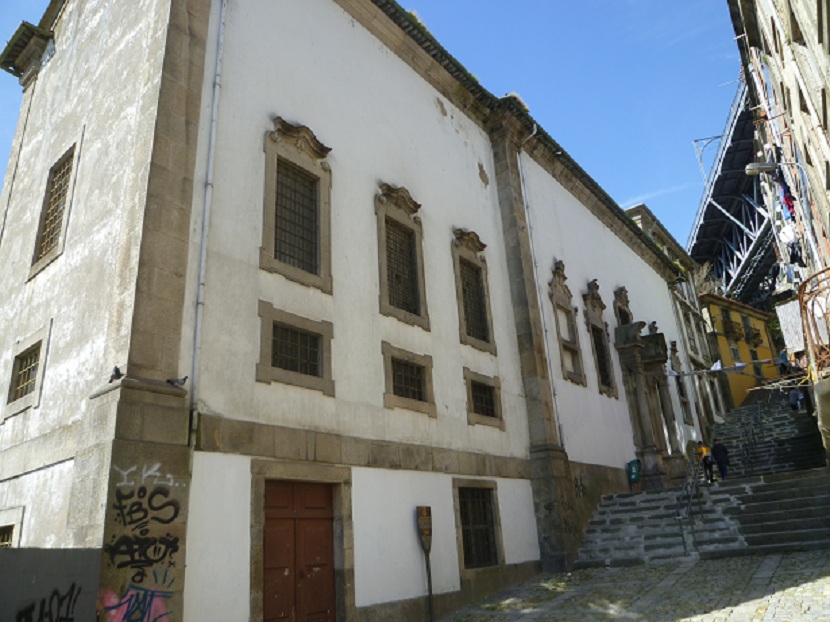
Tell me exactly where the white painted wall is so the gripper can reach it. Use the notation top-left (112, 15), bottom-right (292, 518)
top-left (183, 452), bottom-right (252, 622)
top-left (0, 459), bottom-right (74, 547)
top-left (0, 0), bottom-right (172, 544)
top-left (182, 0), bottom-right (530, 459)
top-left (351, 468), bottom-right (539, 607)
top-left (520, 154), bottom-right (689, 469)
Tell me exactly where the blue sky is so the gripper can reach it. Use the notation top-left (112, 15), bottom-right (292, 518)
top-left (1, 0), bottom-right (740, 245)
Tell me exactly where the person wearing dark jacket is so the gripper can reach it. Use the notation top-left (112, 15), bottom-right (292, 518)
top-left (711, 439), bottom-right (730, 481)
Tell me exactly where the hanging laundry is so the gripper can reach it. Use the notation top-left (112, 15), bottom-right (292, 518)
top-left (785, 265), bottom-right (795, 282)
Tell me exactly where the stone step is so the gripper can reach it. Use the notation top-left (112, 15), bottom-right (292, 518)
top-left (743, 527), bottom-right (830, 546)
top-left (738, 515), bottom-right (830, 535)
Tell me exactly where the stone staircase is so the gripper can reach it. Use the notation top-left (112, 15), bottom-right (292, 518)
top-left (577, 467), bottom-right (830, 568)
top-left (713, 398), bottom-right (826, 477)
top-left (576, 396), bottom-right (829, 568)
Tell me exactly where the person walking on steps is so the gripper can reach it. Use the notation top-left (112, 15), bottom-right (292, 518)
top-left (711, 438), bottom-right (729, 481)
top-left (695, 441), bottom-right (715, 484)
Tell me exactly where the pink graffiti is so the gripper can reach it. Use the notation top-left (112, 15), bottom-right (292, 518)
top-left (98, 577), bottom-right (172, 622)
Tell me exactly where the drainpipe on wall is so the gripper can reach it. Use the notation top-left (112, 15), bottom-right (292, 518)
top-left (516, 124), bottom-right (564, 448)
top-left (190, 0), bottom-right (228, 443)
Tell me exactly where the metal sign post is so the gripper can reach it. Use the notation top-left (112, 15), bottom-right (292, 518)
top-left (416, 506), bottom-right (434, 622)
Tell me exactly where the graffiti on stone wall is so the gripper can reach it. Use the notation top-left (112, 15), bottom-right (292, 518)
top-left (99, 462), bottom-right (185, 620)
top-left (99, 569), bottom-right (174, 622)
top-left (113, 463), bottom-right (187, 488)
top-left (104, 483), bottom-right (180, 583)
top-left (15, 582), bottom-right (82, 622)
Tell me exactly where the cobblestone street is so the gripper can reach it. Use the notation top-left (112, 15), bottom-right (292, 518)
top-left (441, 551), bottom-right (830, 622)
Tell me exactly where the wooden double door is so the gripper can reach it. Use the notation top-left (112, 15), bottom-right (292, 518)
top-left (264, 481), bottom-right (335, 622)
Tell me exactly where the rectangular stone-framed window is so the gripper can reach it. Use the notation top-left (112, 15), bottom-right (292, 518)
top-left (549, 261), bottom-right (586, 385)
top-left (30, 145), bottom-right (77, 277)
top-left (256, 300), bottom-right (334, 396)
top-left (463, 368), bottom-right (504, 430)
top-left (4, 323), bottom-right (51, 420)
top-left (0, 525), bottom-right (13, 547)
top-left (381, 341), bottom-right (435, 417)
top-left (452, 479), bottom-right (504, 575)
top-left (260, 117), bottom-right (333, 293)
top-left (0, 506), bottom-right (23, 548)
top-left (376, 184), bottom-right (430, 330)
top-left (452, 229), bottom-right (496, 354)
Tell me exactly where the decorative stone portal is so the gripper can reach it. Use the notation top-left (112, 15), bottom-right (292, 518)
top-left (615, 323), bottom-right (682, 489)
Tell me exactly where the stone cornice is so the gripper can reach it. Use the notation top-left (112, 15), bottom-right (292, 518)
top-left (331, 0), bottom-right (680, 282)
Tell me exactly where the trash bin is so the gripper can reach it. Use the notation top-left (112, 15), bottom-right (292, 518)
top-left (627, 459), bottom-right (641, 490)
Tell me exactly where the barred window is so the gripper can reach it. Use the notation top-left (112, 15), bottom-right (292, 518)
top-left (460, 259), bottom-right (489, 343)
top-left (257, 301), bottom-right (334, 396)
top-left (272, 324), bottom-right (321, 377)
top-left (260, 117), bottom-right (332, 293)
top-left (391, 358), bottom-right (425, 402)
top-left (382, 342), bottom-right (435, 416)
top-left (459, 487), bottom-right (498, 569)
top-left (275, 158), bottom-right (319, 275)
top-left (386, 218), bottom-right (419, 315)
top-left (470, 381), bottom-right (496, 418)
top-left (33, 147), bottom-right (74, 264)
top-left (9, 343), bottom-right (41, 404)
top-left (0, 525), bottom-right (13, 548)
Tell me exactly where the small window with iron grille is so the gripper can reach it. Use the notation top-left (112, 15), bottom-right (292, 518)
top-left (464, 368), bottom-right (503, 429)
top-left (272, 323), bottom-right (320, 377)
top-left (376, 184), bottom-right (430, 330)
top-left (382, 341), bottom-right (435, 416)
top-left (260, 117), bottom-right (332, 293)
top-left (458, 486), bottom-right (499, 569)
top-left (392, 358), bottom-right (425, 401)
top-left (9, 343), bottom-right (40, 404)
top-left (4, 324), bottom-right (50, 420)
top-left (452, 229), bottom-right (495, 354)
top-left (31, 146), bottom-right (75, 272)
top-left (0, 525), bottom-right (14, 548)
top-left (257, 301), bottom-right (334, 396)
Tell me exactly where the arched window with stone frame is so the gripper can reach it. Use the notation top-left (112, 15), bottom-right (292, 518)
top-left (548, 260), bottom-right (586, 385)
top-left (583, 279), bottom-right (617, 398)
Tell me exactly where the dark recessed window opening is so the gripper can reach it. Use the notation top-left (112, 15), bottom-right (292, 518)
top-left (9, 343), bottom-right (40, 403)
top-left (460, 259), bottom-right (489, 342)
top-left (459, 487), bottom-right (498, 568)
top-left (391, 358), bottom-right (425, 401)
top-left (591, 326), bottom-right (613, 389)
top-left (34, 149), bottom-right (74, 262)
top-left (385, 218), bottom-right (419, 315)
top-left (470, 381), bottom-right (497, 418)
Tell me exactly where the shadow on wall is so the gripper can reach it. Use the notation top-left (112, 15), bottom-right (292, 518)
top-left (0, 549), bottom-right (101, 622)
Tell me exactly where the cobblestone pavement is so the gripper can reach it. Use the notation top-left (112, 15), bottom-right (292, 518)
top-left (440, 551), bottom-right (830, 622)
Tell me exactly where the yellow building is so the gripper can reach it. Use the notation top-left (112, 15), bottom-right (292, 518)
top-left (700, 294), bottom-right (778, 408)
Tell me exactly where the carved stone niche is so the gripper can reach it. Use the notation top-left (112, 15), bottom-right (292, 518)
top-left (613, 286), bottom-right (633, 326)
top-left (269, 116), bottom-right (332, 164)
top-left (583, 279), bottom-right (606, 327)
top-left (641, 333), bottom-right (668, 364)
top-left (615, 321), bottom-right (646, 350)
